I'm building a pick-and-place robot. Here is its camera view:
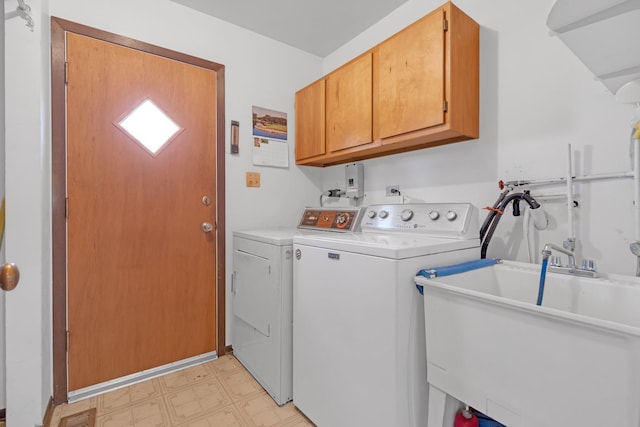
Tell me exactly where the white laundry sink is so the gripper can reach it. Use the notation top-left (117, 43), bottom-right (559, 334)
top-left (415, 260), bottom-right (640, 427)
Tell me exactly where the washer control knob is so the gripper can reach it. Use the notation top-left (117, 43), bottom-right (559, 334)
top-left (400, 209), bottom-right (414, 221)
top-left (367, 210), bottom-right (377, 219)
top-left (429, 211), bottom-right (440, 220)
top-left (446, 210), bottom-right (458, 221)
top-left (379, 210), bottom-right (389, 219)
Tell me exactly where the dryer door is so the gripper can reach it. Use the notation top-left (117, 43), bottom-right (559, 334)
top-left (233, 249), bottom-right (271, 337)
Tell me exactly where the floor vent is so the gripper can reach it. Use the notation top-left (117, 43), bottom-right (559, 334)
top-left (59, 408), bottom-right (96, 427)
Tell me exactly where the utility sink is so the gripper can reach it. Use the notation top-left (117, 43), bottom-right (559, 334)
top-left (415, 260), bottom-right (640, 427)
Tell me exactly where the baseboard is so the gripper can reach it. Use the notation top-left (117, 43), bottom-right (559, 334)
top-left (0, 408), bottom-right (5, 420)
top-left (225, 345), bottom-right (233, 355)
top-left (42, 396), bottom-right (55, 427)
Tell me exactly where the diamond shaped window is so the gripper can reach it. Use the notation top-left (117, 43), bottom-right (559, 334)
top-left (116, 99), bottom-right (183, 156)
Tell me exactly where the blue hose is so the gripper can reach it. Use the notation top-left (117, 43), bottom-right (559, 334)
top-left (417, 258), bottom-right (500, 279)
top-left (415, 258), bottom-right (500, 295)
top-left (537, 258), bottom-right (548, 306)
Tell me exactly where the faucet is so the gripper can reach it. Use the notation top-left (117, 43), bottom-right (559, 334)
top-left (541, 241), bottom-right (597, 278)
top-left (542, 242), bottom-right (576, 268)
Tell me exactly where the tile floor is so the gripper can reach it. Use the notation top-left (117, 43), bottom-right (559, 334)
top-left (50, 354), bottom-right (315, 427)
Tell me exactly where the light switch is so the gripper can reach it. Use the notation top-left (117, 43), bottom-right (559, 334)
top-left (246, 172), bottom-right (261, 188)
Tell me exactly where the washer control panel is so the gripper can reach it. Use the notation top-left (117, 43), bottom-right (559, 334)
top-left (361, 203), bottom-right (479, 238)
top-left (297, 207), bottom-right (366, 232)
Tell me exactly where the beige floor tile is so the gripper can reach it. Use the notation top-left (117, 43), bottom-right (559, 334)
top-left (280, 414), bottom-right (316, 427)
top-left (96, 397), bottom-right (169, 427)
top-left (206, 354), bottom-right (244, 377)
top-left (217, 369), bottom-right (265, 401)
top-left (158, 364), bottom-right (213, 393)
top-left (57, 396), bottom-right (98, 416)
top-left (98, 379), bottom-right (162, 414)
top-left (174, 404), bottom-right (250, 427)
top-left (49, 413), bottom-right (62, 427)
top-left (164, 378), bottom-right (233, 424)
top-left (53, 355), bottom-right (306, 427)
top-left (236, 395), bottom-right (303, 427)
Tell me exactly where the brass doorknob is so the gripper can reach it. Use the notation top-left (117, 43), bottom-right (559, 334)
top-left (0, 263), bottom-right (20, 291)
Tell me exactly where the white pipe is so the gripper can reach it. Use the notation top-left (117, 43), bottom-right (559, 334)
top-left (530, 192), bottom-right (570, 200)
top-left (574, 171), bottom-right (634, 182)
top-left (634, 137), bottom-right (640, 241)
top-left (503, 171), bottom-right (632, 189)
top-left (567, 144), bottom-right (575, 240)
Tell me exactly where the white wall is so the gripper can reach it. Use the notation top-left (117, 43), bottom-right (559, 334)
top-left (0, 0), bottom-right (6, 413)
top-left (4, 0), bottom-right (51, 424)
top-left (316, 0), bottom-right (638, 275)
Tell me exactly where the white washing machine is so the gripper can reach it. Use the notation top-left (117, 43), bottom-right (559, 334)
top-left (292, 203), bottom-right (480, 427)
top-left (232, 228), bottom-right (297, 405)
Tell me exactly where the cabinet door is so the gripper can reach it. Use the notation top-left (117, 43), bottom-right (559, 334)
top-left (326, 53), bottom-right (372, 152)
top-left (295, 79), bottom-right (326, 161)
top-left (375, 9), bottom-right (445, 140)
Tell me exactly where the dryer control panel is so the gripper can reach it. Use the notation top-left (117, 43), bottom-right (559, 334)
top-left (362, 203), bottom-right (479, 239)
top-left (297, 207), bottom-right (366, 232)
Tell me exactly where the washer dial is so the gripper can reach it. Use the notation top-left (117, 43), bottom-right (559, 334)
top-left (400, 209), bottom-right (414, 221)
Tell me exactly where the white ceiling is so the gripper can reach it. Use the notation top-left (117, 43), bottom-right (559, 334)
top-left (170, 0), bottom-right (409, 57)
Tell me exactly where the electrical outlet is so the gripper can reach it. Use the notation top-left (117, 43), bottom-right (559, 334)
top-left (246, 172), bottom-right (261, 188)
top-left (386, 185), bottom-right (400, 196)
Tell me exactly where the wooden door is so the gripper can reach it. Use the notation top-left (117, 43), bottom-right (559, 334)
top-left (66, 33), bottom-right (217, 391)
top-left (326, 53), bottom-right (372, 153)
top-left (295, 79), bottom-right (326, 162)
top-left (374, 9), bottom-right (445, 140)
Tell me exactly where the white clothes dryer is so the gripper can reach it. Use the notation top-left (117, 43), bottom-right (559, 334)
top-left (232, 228), bottom-right (297, 405)
top-left (231, 207), bottom-right (365, 407)
top-left (292, 203), bottom-right (480, 427)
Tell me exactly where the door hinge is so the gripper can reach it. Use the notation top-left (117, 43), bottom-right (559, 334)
top-left (64, 62), bottom-right (69, 84)
top-left (66, 330), bottom-right (70, 353)
top-left (443, 100), bottom-right (448, 112)
top-left (443, 19), bottom-right (448, 32)
top-left (65, 197), bottom-right (69, 219)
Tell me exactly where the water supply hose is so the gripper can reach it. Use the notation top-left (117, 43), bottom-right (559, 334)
top-left (537, 257), bottom-right (548, 306)
top-left (481, 192), bottom-right (542, 258)
top-left (415, 258), bottom-right (500, 295)
top-left (480, 189), bottom-right (510, 240)
top-left (536, 246), bottom-right (551, 305)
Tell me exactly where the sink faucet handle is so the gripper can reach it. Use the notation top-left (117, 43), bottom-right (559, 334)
top-left (581, 259), bottom-right (597, 272)
top-left (549, 255), bottom-right (562, 267)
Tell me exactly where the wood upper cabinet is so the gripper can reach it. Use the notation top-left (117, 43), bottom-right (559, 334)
top-left (374, 9), bottom-right (445, 140)
top-left (295, 1), bottom-right (478, 167)
top-left (326, 52), bottom-right (373, 153)
top-left (295, 78), bottom-right (325, 162)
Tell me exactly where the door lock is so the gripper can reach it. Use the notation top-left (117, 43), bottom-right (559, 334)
top-left (201, 222), bottom-right (214, 233)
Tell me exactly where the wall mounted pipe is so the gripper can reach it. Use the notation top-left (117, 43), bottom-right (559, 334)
top-left (502, 171), bottom-right (633, 189)
top-left (632, 136), bottom-right (640, 276)
top-left (634, 137), bottom-right (640, 242)
top-left (566, 144), bottom-right (576, 244)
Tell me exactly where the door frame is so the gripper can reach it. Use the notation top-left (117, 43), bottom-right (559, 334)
top-left (50, 17), bottom-right (226, 405)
